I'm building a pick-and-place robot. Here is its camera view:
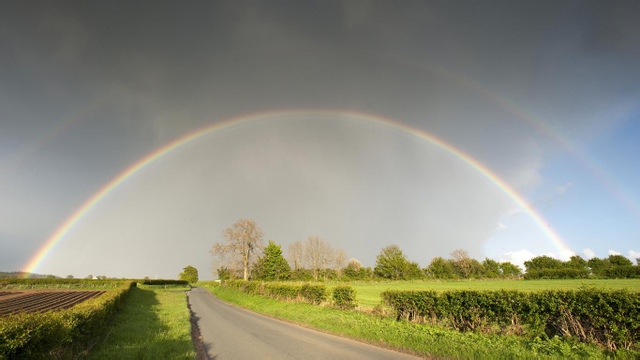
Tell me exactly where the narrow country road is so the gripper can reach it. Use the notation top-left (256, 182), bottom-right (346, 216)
top-left (188, 287), bottom-right (419, 359)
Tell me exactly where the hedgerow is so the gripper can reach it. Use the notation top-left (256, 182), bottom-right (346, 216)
top-left (0, 278), bottom-right (129, 289)
top-left (381, 288), bottom-right (640, 351)
top-left (138, 279), bottom-right (190, 286)
top-left (221, 280), bottom-right (327, 304)
top-left (0, 282), bottom-right (135, 358)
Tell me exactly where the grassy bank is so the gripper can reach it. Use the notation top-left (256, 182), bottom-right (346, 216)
top-left (204, 284), bottom-right (618, 359)
top-left (88, 285), bottom-right (196, 359)
top-left (342, 279), bottom-right (640, 309)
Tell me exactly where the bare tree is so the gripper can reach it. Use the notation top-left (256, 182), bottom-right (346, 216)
top-left (450, 249), bottom-right (473, 279)
top-left (210, 219), bottom-right (264, 281)
top-left (287, 241), bottom-right (304, 271)
top-left (332, 248), bottom-right (348, 277)
top-left (304, 235), bottom-right (332, 281)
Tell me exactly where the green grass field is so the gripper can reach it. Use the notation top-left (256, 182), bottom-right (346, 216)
top-left (87, 285), bottom-right (196, 359)
top-left (336, 279), bottom-right (640, 309)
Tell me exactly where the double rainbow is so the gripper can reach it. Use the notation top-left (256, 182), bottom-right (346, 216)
top-left (23, 110), bottom-right (573, 273)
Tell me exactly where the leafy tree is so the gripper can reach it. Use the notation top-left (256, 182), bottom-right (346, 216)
top-left (66, 275), bottom-right (74, 279)
top-left (564, 255), bottom-right (589, 278)
top-left (343, 258), bottom-right (362, 279)
top-left (179, 265), bottom-right (199, 283)
top-left (481, 258), bottom-right (501, 278)
top-left (566, 255), bottom-right (588, 269)
top-left (425, 257), bottom-right (456, 279)
top-left (524, 255), bottom-right (563, 272)
top-left (607, 254), bottom-right (633, 267)
top-left (374, 245), bottom-right (423, 280)
top-left (211, 219), bottom-right (264, 281)
top-left (343, 258), bottom-right (372, 280)
top-left (216, 266), bottom-right (231, 280)
top-left (499, 262), bottom-right (522, 277)
top-left (252, 240), bottom-right (291, 281)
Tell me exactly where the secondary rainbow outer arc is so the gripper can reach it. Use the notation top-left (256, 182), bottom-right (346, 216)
top-left (1, 93), bottom-right (114, 183)
top-left (383, 52), bottom-right (640, 222)
top-left (23, 109), bottom-right (573, 274)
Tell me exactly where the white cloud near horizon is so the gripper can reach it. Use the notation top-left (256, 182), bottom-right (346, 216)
top-left (499, 249), bottom-right (535, 271)
top-left (583, 248), bottom-right (595, 259)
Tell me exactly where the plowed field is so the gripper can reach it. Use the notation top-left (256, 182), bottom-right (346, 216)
top-left (0, 290), bottom-right (105, 316)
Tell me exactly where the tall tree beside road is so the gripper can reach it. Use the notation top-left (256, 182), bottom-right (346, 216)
top-left (211, 219), bottom-right (264, 281)
top-left (253, 240), bottom-right (291, 280)
top-left (179, 265), bottom-right (199, 283)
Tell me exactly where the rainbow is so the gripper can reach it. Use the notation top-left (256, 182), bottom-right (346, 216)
top-left (386, 54), bottom-right (640, 222)
top-left (23, 110), bottom-right (574, 273)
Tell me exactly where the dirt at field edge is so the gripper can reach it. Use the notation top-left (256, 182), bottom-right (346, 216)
top-left (187, 289), bottom-right (208, 360)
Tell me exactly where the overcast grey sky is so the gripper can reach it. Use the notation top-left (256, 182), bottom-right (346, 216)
top-left (2, 1), bottom-right (639, 279)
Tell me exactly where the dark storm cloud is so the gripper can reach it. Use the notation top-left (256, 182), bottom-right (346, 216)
top-left (1, 1), bottom-right (638, 276)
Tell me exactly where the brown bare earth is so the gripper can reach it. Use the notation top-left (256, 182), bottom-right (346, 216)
top-left (0, 290), bottom-right (105, 316)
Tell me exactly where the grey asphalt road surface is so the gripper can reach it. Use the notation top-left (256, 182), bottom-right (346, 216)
top-left (188, 287), bottom-right (419, 359)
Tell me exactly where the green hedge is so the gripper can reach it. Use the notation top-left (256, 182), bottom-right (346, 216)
top-left (0, 282), bottom-right (135, 358)
top-left (381, 288), bottom-right (640, 351)
top-left (264, 283), bottom-right (303, 301)
top-left (0, 278), bottom-right (129, 289)
top-left (222, 281), bottom-right (327, 305)
top-left (300, 283), bottom-right (327, 305)
top-left (332, 285), bottom-right (357, 310)
top-left (138, 279), bottom-right (190, 286)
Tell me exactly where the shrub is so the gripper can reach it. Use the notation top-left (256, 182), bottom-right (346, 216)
top-left (301, 283), bottom-right (327, 304)
top-left (332, 285), bottom-right (357, 310)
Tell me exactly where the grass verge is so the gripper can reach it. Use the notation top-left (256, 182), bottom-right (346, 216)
top-left (205, 284), bottom-right (631, 359)
top-left (88, 285), bottom-right (196, 359)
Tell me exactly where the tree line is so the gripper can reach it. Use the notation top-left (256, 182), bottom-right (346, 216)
top-left (211, 219), bottom-right (639, 281)
top-left (524, 254), bottom-right (640, 279)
